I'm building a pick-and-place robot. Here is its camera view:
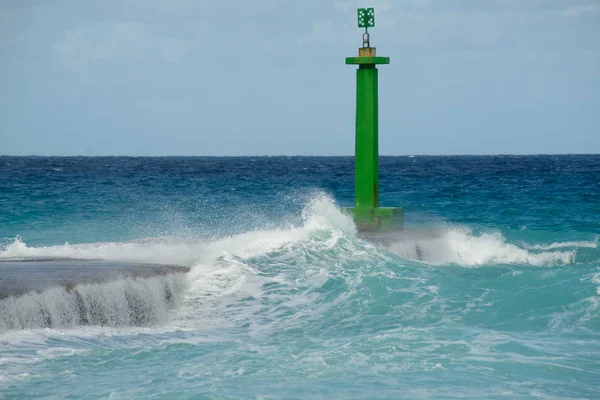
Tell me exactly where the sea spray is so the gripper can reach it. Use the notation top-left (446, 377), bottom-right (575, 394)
top-left (379, 226), bottom-right (577, 266)
top-left (0, 193), bottom-right (586, 335)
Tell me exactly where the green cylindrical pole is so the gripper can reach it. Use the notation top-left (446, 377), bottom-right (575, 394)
top-left (342, 8), bottom-right (404, 232)
top-left (355, 64), bottom-right (379, 209)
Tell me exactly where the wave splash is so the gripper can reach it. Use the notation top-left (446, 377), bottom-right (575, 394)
top-left (523, 236), bottom-right (599, 251)
top-left (379, 227), bottom-right (577, 266)
top-left (0, 196), bottom-right (352, 332)
top-left (1, 195), bottom-right (584, 271)
top-left (0, 194), bottom-right (589, 333)
top-left (0, 196), bottom-right (356, 266)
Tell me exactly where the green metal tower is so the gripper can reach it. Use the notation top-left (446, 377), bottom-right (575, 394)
top-left (343, 8), bottom-right (404, 232)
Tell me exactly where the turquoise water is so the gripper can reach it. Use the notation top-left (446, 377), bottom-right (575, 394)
top-left (1, 155), bottom-right (599, 399)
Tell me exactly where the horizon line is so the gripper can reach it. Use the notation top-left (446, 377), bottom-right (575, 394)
top-left (1, 153), bottom-right (599, 158)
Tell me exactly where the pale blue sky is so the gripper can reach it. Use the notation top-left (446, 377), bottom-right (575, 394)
top-left (1, 0), bottom-right (599, 156)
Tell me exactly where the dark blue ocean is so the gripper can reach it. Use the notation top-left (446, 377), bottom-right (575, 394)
top-left (1, 155), bottom-right (599, 399)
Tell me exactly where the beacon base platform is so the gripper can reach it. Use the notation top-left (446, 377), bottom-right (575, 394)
top-left (342, 207), bottom-right (404, 232)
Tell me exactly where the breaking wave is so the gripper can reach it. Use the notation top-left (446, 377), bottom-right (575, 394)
top-left (0, 195), bottom-right (586, 333)
top-left (523, 236), bottom-right (599, 251)
top-left (378, 227), bottom-right (578, 266)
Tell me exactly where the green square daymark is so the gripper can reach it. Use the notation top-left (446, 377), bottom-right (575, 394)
top-left (357, 8), bottom-right (375, 29)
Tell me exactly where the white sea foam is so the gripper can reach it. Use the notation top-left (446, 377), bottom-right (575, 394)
top-left (0, 195), bottom-right (355, 333)
top-left (380, 227), bottom-right (576, 266)
top-left (1, 194), bottom-right (579, 278)
top-left (0, 194), bottom-right (584, 335)
top-left (1, 192), bottom-right (597, 397)
top-left (522, 236), bottom-right (599, 250)
top-left (592, 272), bottom-right (600, 296)
top-left (0, 195), bottom-right (354, 267)
top-left (0, 236), bottom-right (208, 266)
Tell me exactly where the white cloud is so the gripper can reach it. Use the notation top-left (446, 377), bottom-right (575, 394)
top-left (561, 3), bottom-right (600, 17)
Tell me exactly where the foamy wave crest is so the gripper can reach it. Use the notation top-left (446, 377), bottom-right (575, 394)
top-left (181, 195), bottom-right (358, 313)
top-left (302, 195), bottom-right (357, 235)
top-left (380, 227), bottom-right (576, 267)
top-left (0, 274), bottom-right (187, 332)
top-left (523, 236), bottom-right (599, 250)
top-left (0, 236), bottom-right (208, 266)
top-left (0, 194), bottom-right (359, 332)
top-left (0, 194), bottom-right (356, 267)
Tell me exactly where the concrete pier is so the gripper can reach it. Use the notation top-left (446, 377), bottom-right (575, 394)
top-left (0, 259), bottom-right (189, 299)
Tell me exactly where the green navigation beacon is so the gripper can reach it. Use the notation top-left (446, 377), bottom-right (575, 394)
top-left (343, 8), bottom-right (404, 232)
